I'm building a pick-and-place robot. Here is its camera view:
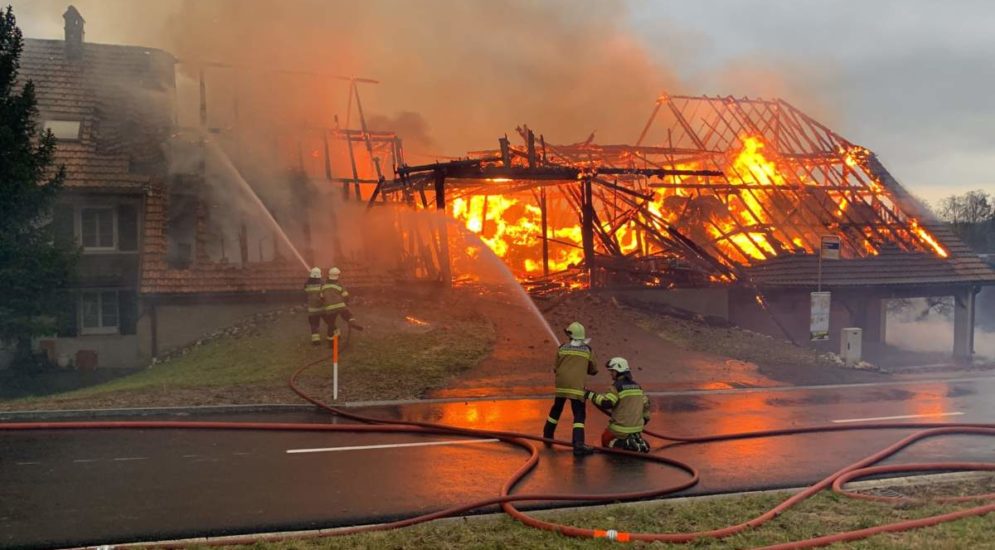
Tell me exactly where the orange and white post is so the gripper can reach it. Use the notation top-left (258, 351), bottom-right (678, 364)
top-left (332, 333), bottom-right (339, 401)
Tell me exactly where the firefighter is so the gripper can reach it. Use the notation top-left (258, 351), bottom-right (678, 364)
top-left (586, 357), bottom-right (651, 453)
top-left (542, 321), bottom-right (597, 456)
top-left (321, 267), bottom-right (363, 341)
top-left (304, 267), bottom-right (324, 345)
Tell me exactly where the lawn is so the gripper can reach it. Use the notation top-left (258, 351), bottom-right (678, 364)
top-left (0, 295), bottom-right (495, 411)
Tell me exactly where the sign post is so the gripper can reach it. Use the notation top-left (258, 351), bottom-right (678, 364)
top-left (810, 291), bottom-right (831, 341)
top-left (818, 235), bottom-right (841, 292)
top-left (811, 235), bottom-right (840, 341)
top-left (332, 333), bottom-right (339, 401)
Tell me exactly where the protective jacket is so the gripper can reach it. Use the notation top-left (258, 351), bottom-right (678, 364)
top-left (554, 341), bottom-right (597, 400)
top-left (304, 277), bottom-right (324, 314)
top-left (592, 374), bottom-right (650, 437)
top-left (321, 282), bottom-right (350, 312)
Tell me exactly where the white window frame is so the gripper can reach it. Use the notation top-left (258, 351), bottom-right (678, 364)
top-left (79, 290), bottom-right (120, 335)
top-left (78, 207), bottom-right (118, 252)
top-left (43, 120), bottom-right (82, 141)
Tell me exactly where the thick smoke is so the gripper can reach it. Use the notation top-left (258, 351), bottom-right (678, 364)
top-left (14, 0), bottom-right (683, 156)
top-left (161, 0), bottom-right (682, 157)
top-left (887, 297), bottom-right (995, 360)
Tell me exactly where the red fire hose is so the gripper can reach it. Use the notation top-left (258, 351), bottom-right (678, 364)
top-left (1, 355), bottom-right (993, 548)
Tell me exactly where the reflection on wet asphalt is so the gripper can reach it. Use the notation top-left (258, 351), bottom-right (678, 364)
top-left (1, 376), bottom-right (993, 548)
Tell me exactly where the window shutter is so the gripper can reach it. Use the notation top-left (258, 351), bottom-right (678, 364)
top-left (53, 205), bottom-right (75, 246)
top-left (56, 292), bottom-right (79, 337)
top-left (118, 291), bottom-right (138, 335)
top-left (118, 204), bottom-right (139, 251)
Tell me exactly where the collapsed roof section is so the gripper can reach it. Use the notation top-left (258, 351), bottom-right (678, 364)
top-left (382, 94), bottom-right (995, 289)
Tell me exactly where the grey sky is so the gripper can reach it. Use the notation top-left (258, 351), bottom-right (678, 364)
top-left (13, 0), bottom-right (994, 204)
top-left (628, 0), bottom-right (995, 203)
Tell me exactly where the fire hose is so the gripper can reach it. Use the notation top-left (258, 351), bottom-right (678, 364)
top-left (1, 355), bottom-right (993, 548)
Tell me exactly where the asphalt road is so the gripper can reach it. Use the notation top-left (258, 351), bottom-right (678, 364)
top-left (2, 375), bottom-right (994, 548)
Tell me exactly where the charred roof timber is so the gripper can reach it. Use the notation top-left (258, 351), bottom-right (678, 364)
top-left (369, 95), bottom-right (995, 298)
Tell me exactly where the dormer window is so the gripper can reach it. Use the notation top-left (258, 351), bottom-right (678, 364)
top-left (44, 120), bottom-right (81, 141)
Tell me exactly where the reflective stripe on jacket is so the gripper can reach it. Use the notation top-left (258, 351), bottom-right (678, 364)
top-left (592, 375), bottom-right (650, 436)
top-left (304, 278), bottom-right (324, 314)
top-left (321, 283), bottom-right (349, 311)
top-left (554, 342), bottom-right (597, 400)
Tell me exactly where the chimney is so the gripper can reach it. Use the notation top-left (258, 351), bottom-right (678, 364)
top-left (63, 5), bottom-right (85, 60)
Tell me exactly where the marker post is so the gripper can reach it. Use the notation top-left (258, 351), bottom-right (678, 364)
top-left (332, 333), bottom-right (339, 401)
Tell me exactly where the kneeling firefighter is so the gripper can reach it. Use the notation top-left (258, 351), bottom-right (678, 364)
top-left (543, 321), bottom-right (598, 456)
top-left (586, 357), bottom-right (651, 453)
top-left (305, 267), bottom-right (325, 345)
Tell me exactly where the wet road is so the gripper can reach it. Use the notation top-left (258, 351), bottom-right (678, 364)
top-left (2, 376), bottom-right (994, 548)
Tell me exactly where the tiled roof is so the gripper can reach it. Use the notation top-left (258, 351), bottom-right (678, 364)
top-left (139, 182), bottom-right (391, 295)
top-left (745, 157), bottom-right (995, 288)
top-left (139, 182), bottom-right (296, 294)
top-left (745, 247), bottom-right (995, 288)
top-left (19, 38), bottom-right (174, 190)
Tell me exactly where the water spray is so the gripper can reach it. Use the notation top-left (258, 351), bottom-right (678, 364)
top-left (204, 139), bottom-right (310, 271)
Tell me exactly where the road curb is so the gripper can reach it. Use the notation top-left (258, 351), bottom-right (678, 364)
top-left (5, 373), bottom-right (995, 419)
top-left (0, 403), bottom-right (317, 421)
top-left (99, 471), bottom-right (993, 549)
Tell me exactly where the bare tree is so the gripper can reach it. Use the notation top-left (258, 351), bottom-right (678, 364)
top-left (937, 190), bottom-right (994, 251)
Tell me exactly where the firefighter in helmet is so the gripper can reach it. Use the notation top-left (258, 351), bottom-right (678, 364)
top-left (587, 357), bottom-right (651, 453)
top-left (321, 267), bottom-right (363, 341)
top-left (304, 267), bottom-right (324, 345)
top-left (542, 321), bottom-right (598, 456)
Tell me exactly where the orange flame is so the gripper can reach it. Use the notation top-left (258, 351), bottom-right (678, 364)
top-left (443, 134), bottom-right (950, 285)
top-left (910, 219), bottom-right (948, 258)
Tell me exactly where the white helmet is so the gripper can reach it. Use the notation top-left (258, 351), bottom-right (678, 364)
top-left (309, 267), bottom-right (322, 278)
top-left (327, 267), bottom-right (341, 281)
top-left (606, 357), bottom-right (630, 374)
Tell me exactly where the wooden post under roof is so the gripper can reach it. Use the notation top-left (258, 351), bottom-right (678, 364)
top-left (434, 170), bottom-right (452, 286)
top-left (581, 178), bottom-right (595, 285)
top-left (540, 186), bottom-right (549, 277)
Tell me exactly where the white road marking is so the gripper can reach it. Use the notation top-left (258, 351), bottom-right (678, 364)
top-left (72, 459), bottom-right (99, 463)
top-left (112, 457), bottom-right (148, 462)
top-left (15, 461), bottom-right (40, 466)
top-left (831, 411), bottom-right (964, 424)
top-left (286, 438), bottom-right (500, 454)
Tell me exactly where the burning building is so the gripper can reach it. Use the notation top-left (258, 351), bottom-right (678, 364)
top-left (18, 6), bottom-right (994, 367)
top-left (380, 94), bottom-right (995, 360)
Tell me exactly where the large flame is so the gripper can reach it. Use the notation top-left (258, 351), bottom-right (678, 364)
top-left (451, 195), bottom-right (585, 274)
top-left (444, 134), bottom-right (948, 282)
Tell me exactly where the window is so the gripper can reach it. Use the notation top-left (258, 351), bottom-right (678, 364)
top-left (43, 120), bottom-right (81, 141)
top-left (167, 190), bottom-right (198, 268)
top-left (80, 208), bottom-right (115, 249)
top-left (80, 291), bottom-right (119, 334)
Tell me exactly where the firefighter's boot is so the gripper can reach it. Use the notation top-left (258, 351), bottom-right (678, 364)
top-left (542, 417), bottom-right (557, 447)
top-left (348, 318), bottom-right (364, 331)
top-left (572, 425), bottom-right (594, 456)
top-left (310, 333), bottom-right (321, 346)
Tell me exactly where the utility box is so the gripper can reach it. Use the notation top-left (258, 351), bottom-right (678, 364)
top-left (840, 328), bottom-right (862, 366)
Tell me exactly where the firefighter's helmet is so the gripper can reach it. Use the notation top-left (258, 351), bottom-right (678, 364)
top-left (328, 267), bottom-right (341, 281)
top-left (309, 267), bottom-right (322, 278)
top-left (606, 357), bottom-right (630, 374)
top-left (564, 321), bottom-right (586, 340)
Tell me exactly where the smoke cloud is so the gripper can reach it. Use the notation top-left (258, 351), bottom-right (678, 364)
top-left (162, 0), bottom-right (682, 157)
top-left (15, 0), bottom-right (685, 157)
top-left (887, 297), bottom-right (995, 360)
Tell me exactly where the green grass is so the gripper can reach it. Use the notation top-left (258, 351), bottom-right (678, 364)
top-left (632, 312), bottom-right (835, 372)
top-left (0, 301), bottom-right (495, 410)
top-left (211, 479), bottom-right (995, 549)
